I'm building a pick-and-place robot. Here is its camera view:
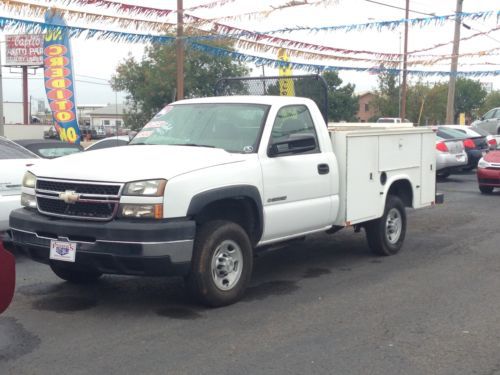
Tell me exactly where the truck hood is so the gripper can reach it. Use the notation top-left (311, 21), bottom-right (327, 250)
top-left (29, 145), bottom-right (247, 182)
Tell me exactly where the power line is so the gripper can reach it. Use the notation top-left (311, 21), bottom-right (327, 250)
top-left (362, 0), bottom-right (434, 16)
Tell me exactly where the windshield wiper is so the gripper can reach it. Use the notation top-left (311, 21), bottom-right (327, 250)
top-left (174, 143), bottom-right (216, 148)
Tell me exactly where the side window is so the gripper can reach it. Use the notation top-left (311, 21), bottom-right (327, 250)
top-left (484, 109), bottom-right (496, 120)
top-left (270, 105), bottom-right (319, 154)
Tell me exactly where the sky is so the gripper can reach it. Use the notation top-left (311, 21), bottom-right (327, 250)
top-left (0, 0), bottom-right (499, 111)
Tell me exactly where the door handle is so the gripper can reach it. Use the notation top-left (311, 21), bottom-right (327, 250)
top-left (318, 163), bottom-right (330, 175)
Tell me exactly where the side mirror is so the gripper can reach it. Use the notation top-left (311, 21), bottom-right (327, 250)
top-left (269, 134), bottom-right (317, 156)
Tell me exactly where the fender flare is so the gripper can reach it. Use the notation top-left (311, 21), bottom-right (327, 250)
top-left (187, 185), bottom-right (264, 240)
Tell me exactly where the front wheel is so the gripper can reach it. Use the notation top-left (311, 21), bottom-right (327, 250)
top-left (50, 262), bottom-right (102, 283)
top-left (365, 195), bottom-right (407, 256)
top-left (479, 185), bottom-right (494, 194)
top-left (187, 220), bottom-right (253, 307)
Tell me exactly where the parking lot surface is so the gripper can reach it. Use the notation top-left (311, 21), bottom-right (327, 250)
top-left (1, 171), bottom-right (500, 375)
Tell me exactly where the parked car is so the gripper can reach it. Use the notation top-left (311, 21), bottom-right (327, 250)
top-left (85, 136), bottom-right (129, 151)
top-left (0, 136), bottom-right (40, 232)
top-left (43, 126), bottom-right (58, 139)
top-left (477, 150), bottom-right (500, 194)
top-left (14, 139), bottom-right (83, 159)
top-left (442, 124), bottom-right (498, 150)
top-left (80, 127), bottom-right (98, 140)
top-left (473, 107), bottom-right (500, 135)
top-left (437, 126), bottom-right (489, 169)
top-left (435, 135), bottom-right (468, 177)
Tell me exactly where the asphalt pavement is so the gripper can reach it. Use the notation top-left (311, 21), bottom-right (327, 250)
top-left (1, 171), bottom-right (500, 375)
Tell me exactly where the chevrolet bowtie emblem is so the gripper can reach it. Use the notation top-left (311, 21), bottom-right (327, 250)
top-left (59, 190), bottom-right (80, 204)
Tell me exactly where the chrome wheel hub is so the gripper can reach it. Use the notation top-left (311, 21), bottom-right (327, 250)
top-left (211, 240), bottom-right (243, 291)
top-left (385, 208), bottom-right (402, 244)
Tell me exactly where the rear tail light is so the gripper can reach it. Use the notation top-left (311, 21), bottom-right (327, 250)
top-left (463, 139), bottom-right (475, 149)
top-left (436, 142), bottom-right (448, 152)
top-left (488, 138), bottom-right (497, 147)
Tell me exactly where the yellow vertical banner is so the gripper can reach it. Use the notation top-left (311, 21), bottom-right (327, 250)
top-left (459, 113), bottom-right (465, 125)
top-left (278, 48), bottom-right (295, 96)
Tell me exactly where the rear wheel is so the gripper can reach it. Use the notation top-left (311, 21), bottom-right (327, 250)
top-left (50, 262), bottom-right (102, 283)
top-left (479, 185), bottom-right (494, 194)
top-left (365, 195), bottom-right (407, 256)
top-left (187, 220), bottom-right (253, 307)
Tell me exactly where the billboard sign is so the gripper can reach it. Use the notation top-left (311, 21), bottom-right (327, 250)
top-left (43, 10), bottom-right (81, 144)
top-left (5, 34), bottom-right (44, 66)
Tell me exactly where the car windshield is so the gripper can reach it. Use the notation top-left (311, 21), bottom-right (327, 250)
top-left (0, 138), bottom-right (37, 159)
top-left (129, 103), bottom-right (270, 153)
top-left (438, 127), bottom-right (468, 139)
top-left (470, 126), bottom-right (489, 136)
top-left (36, 146), bottom-right (81, 159)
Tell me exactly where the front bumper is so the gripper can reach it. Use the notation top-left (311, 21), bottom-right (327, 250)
top-left (477, 168), bottom-right (500, 187)
top-left (9, 209), bottom-right (195, 276)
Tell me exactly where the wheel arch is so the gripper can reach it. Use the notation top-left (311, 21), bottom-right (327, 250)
top-left (187, 185), bottom-right (263, 246)
top-left (386, 178), bottom-right (414, 208)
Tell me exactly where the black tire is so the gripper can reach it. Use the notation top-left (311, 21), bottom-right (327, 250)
top-left (187, 220), bottom-right (253, 307)
top-left (365, 195), bottom-right (407, 256)
top-left (50, 262), bottom-right (102, 283)
top-left (479, 185), bottom-right (494, 194)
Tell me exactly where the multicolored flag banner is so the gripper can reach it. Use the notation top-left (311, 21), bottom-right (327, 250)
top-left (43, 10), bottom-right (80, 144)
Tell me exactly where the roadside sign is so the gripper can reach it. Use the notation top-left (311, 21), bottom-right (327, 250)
top-left (5, 34), bottom-right (44, 66)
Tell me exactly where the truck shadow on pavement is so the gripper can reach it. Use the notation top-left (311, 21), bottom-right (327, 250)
top-left (13, 232), bottom-right (380, 318)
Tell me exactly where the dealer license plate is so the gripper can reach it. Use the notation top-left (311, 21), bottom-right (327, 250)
top-left (50, 240), bottom-right (76, 262)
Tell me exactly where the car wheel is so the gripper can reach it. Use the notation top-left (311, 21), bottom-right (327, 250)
top-left (365, 195), bottom-right (407, 256)
top-left (187, 220), bottom-right (253, 307)
top-left (479, 185), bottom-right (494, 194)
top-left (50, 262), bottom-right (102, 283)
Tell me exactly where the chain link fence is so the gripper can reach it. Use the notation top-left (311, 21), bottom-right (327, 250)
top-left (214, 75), bottom-right (329, 123)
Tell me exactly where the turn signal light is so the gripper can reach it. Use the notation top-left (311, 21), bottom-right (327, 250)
top-left (463, 139), bottom-right (475, 149)
top-left (436, 142), bottom-right (448, 152)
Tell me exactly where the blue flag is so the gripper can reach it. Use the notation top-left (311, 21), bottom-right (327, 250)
top-left (43, 10), bottom-right (81, 144)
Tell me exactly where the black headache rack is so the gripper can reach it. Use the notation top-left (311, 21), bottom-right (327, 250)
top-left (214, 74), bottom-right (329, 124)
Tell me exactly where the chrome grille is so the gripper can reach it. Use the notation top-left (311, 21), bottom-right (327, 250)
top-left (35, 178), bottom-right (122, 221)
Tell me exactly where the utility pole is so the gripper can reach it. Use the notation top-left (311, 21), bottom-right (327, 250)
top-left (176, 0), bottom-right (184, 100)
top-left (400, 0), bottom-right (409, 121)
top-left (446, 0), bottom-right (463, 124)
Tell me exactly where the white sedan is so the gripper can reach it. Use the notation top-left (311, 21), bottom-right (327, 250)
top-left (0, 137), bottom-right (40, 232)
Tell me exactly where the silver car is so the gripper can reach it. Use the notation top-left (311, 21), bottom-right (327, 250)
top-left (435, 136), bottom-right (468, 177)
top-left (473, 107), bottom-right (500, 135)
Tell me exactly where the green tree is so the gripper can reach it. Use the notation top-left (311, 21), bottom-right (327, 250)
top-left (478, 90), bottom-right (500, 117)
top-left (323, 72), bottom-right (358, 122)
top-left (454, 78), bottom-right (487, 122)
top-left (406, 82), bottom-right (431, 125)
top-left (372, 71), bottom-right (400, 118)
top-left (111, 41), bottom-right (249, 129)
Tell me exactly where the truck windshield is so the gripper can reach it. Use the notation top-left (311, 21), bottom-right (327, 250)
top-left (130, 103), bottom-right (269, 153)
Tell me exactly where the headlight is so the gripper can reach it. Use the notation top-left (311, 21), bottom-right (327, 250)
top-left (477, 158), bottom-right (491, 169)
top-left (21, 193), bottom-right (37, 209)
top-left (22, 172), bottom-right (37, 188)
top-left (123, 179), bottom-right (166, 196)
top-left (118, 204), bottom-right (163, 219)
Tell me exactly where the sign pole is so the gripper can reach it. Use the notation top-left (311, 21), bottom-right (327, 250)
top-left (22, 66), bottom-right (29, 124)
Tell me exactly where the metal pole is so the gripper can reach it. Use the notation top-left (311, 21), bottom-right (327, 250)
top-left (400, 0), bottom-right (409, 121)
top-left (22, 66), bottom-right (29, 124)
top-left (176, 0), bottom-right (184, 100)
top-left (0, 43), bottom-right (4, 137)
top-left (446, 0), bottom-right (463, 124)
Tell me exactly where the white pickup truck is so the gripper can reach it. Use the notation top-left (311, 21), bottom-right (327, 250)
top-left (10, 96), bottom-right (438, 306)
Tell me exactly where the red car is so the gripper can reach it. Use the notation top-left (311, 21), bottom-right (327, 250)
top-left (477, 150), bottom-right (500, 194)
